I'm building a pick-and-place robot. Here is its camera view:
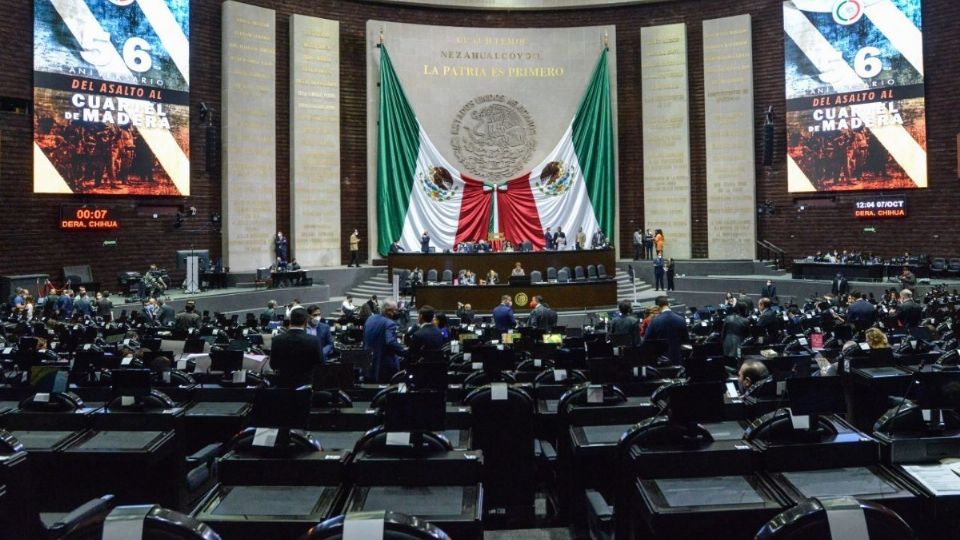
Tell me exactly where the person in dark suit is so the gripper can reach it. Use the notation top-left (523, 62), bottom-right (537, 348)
top-left (543, 227), bottom-right (555, 251)
top-left (831, 273), bottom-right (849, 297)
top-left (653, 255), bottom-right (665, 291)
top-left (457, 303), bottom-right (475, 324)
top-left (610, 300), bottom-right (640, 346)
top-left (363, 300), bottom-right (405, 383)
top-left (666, 258), bottom-right (676, 291)
top-left (74, 291), bottom-right (93, 318)
top-left (158, 299), bottom-right (176, 326)
top-left (760, 280), bottom-right (777, 302)
top-left (642, 296), bottom-right (689, 365)
top-left (898, 266), bottom-right (917, 291)
top-left (846, 291), bottom-right (877, 331)
top-left (407, 305), bottom-right (446, 360)
top-left (305, 305), bottom-right (334, 359)
top-left (721, 302), bottom-right (750, 359)
top-left (528, 296), bottom-right (558, 332)
top-left (260, 300), bottom-right (278, 328)
top-left (275, 232), bottom-right (289, 263)
top-left (492, 295), bottom-right (516, 332)
top-left (270, 306), bottom-right (325, 387)
top-left (756, 297), bottom-right (781, 340)
top-left (174, 301), bottom-right (201, 332)
top-left (420, 231), bottom-right (431, 254)
top-left (895, 289), bottom-right (923, 328)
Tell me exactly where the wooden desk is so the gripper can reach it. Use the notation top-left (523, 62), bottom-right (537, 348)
top-left (388, 248), bottom-right (616, 282)
top-left (414, 280), bottom-right (618, 311)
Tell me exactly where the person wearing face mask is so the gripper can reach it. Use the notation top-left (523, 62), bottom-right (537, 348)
top-left (363, 300), bottom-right (406, 383)
top-left (269, 306), bottom-right (325, 387)
top-left (306, 305), bottom-right (334, 359)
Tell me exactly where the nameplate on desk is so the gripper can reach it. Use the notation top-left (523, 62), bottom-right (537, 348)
top-left (121, 396), bottom-right (135, 407)
top-left (176, 359), bottom-right (187, 371)
top-left (491, 382), bottom-right (508, 401)
top-left (587, 385), bottom-right (603, 404)
top-left (232, 370), bottom-right (247, 384)
top-left (162, 372), bottom-right (171, 384)
top-left (386, 432), bottom-right (411, 446)
top-left (554, 369), bottom-right (567, 382)
top-left (253, 428), bottom-right (279, 447)
top-left (534, 359), bottom-right (542, 368)
top-left (789, 410), bottom-right (810, 430)
top-left (35, 392), bottom-right (51, 403)
top-left (121, 356), bottom-right (133, 366)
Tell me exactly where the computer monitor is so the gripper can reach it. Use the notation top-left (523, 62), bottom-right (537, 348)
top-left (210, 349), bottom-right (243, 373)
top-left (30, 366), bottom-right (68, 394)
top-left (384, 391), bottom-right (445, 432)
top-left (183, 338), bottom-right (206, 354)
top-left (175, 249), bottom-right (210, 270)
top-left (228, 339), bottom-right (249, 352)
top-left (543, 334), bottom-right (563, 344)
top-left (587, 357), bottom-right (631, 385)
top-left (249, 387), bottom-right (312, 429)
top-left (787, 375), bottom-right (845, 416)
top-left (111, 369), bottom-right (153, 398)
top-left (141, 338), bottom-right (162, 352)
top-left (103, 333), bottom-right (126, 345)
top-left (509, 275), bottom-right (531, 286)
top-left (667, 382), bottom-right (725, 424)
top-left (914, 372), bottom-right (960, 410)
top-left (312, 361), bottom-right (355, 391)
top-left (406, 361), bottom-right (449, 392)
top-left (684, 357), bottom-right (726, 383)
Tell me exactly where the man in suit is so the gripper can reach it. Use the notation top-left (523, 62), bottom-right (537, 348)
top-left (306, 305), bottom-right (335, 359)
top-left (846, 291), bottom-right (877, 331)
top-left (492, 295), bottom-right (516, 333)
top-left (610, 300), bottom-right (640, 346)
top-left (633, 228), bottom-right (643, 261)
top-left (363, 300), bottom-right (405, 383)
top-left (95, 291), bottom-right (113, 322)
top-left (738, 359), bottom-right (770, 396)
top-left (643, 229), bottom-right (654, 259)
top-left (760, 280), bottom-right (777, 302)
top-left (158, 299), bottom-right (176, 326)
top-left (898, 266), bottom-right (916, 291)
top-left (756, 297), bottom-right (781, 340)
top-left (528, 296), bottom-right (558, 332)
top-left (895, 289), bottom-right (923, 328)
top-left (831, 273), bottom-right (849, 297)
top-left (174, 301), bottom-right (201, 332)
top-left (721, 302), bottom-right (750, 359)
top-left (653, 255), bottom-right (665, 291)
top-left (270, 306), bottom-right (325, 387)
top-left (642, 296), bottom-right (689, 365)
top-left (74, 291), bottom-right (93, 318)
top-left (457, 302), bottom-right (475, 324)
top-left (420, 231), bottom-right (431, 253)
top-left (260, 300), bottom-right (278, 327)
top-left (407, 305), bottom-right (445, 360)
top-left (543, 227), bottom-right (555, 251)
top-left (348, 229), bottom-right (361, 267)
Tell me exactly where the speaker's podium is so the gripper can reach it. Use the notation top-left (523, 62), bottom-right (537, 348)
top-left (176, 249), bottom-right (210, 294)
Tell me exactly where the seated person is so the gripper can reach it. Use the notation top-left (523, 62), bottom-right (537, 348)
top-left (289, 258), bottom-right (301, 270)
top-left (341, 295), bottom-right (357, 319)
top-left (476, 238), bottom-right (491, 252)
top-left (738, 359), bottom-right (769, 396)
top-left (511, 262), bottom-right (525, 276)
top-left (462, 270), bottom-right (477, 286)
top-left (486, 269), bottom-right (499, 285)
top-left (502, 240), bottom-right (515, 252)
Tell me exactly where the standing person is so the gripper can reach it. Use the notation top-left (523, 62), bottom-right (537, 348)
top-left (643, 229), bottom-right (654, 259)
top-left (666, 258), bottom-right (676, 291)
top-left (760, 280), bottom-right (777, 302)
top-left (305, 305), bottom-right (335, 359)
top-left (898, 266), bottom-right (916, 291)
top-left (543, 227), bottom-right (555, 251)
top-left (174, 301), bottom-right (201, 332)
top-left (349, 229), bottom-right (361, 267)
top-left (654, 254), bottom-right (665, 291)
top-left (654, 229), bottom-right (665, 256)
top-left (831, 272), bottom-right (850, 297)
top-left (407, 305), bottom-right (445, 359)
top-left (633, 228), bottom-right (643, 261)
top-left (96, 291), bottom-right (113, 322)
top-left (610, 301), bottom-right (640, 346)
top-left (492, 295), bottom-right (516, 332)
top-left (275, 232), bottom-right (289, 263)
top-left (420, 231), bottom-right (431, 253)
top-left (721, 302), bottom-right (750, 359)
top-left (642, 296), bottom-right (689, 366)
top-left (363, 300), bottom-right (405, 383)
top-left (270, 306), bottom-right (326, 387)
top-left (575, 227), bottom-right (587, 250)
top-left (555, 227), bottom-right (567, 250)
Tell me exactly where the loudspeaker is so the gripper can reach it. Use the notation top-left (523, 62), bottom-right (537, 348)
top-left (763, 122), bottom-right (774, 167)
top-left (205, 124), bottom-right (219, 174)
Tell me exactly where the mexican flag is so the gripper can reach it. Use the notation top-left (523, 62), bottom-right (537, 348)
top-left (377, 46), bottom-right (614, 255)
top-left (376, 45), bottom-right (490, 255)
top-left (500, 49), bottom-right (615, 250)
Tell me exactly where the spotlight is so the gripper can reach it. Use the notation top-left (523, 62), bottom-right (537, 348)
top-left (188, 206), bottom-right (197, 216)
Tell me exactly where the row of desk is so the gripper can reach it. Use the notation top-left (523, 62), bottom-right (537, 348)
top-left (792, 261), bottom-right (930, 281)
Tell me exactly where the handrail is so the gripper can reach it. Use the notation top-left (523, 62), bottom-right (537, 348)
top-left (756, 240), bottom-right (786, 271)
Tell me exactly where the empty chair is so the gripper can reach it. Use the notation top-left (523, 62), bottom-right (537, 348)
top-left (949, 258), bottom-right (960, 275)
top-left (65, 503), bottom-right (222, 540)
top-left (587, 265), bottom-right (598, 280)
top-left (304, 511), bottom-right (451, 540)
top-left (930, 258), bottom-right (947, 276)
top-left (522, 240), bottom-right (533, 252)
top-left (755, 497), bottom-right (915, 540)
top-left (574, 266), bottom-right (586, 281)
top-left (426, 269), bottom-right (438, 283)
top-left (557, 268), bottom-right (570, 283)
top-left (547, 267), bottom-right (558, 282)
top-left (441, 269), bottom-right (453, 283)
top-left (530, 270), bottom-right (543, 283)
top-left (561, 266), bottom-right (572, 278)
top-left (597, 264), bottom-right (608, 279)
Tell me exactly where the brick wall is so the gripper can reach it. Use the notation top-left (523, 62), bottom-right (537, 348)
top-left (1, 0), bottom-right (956, 288)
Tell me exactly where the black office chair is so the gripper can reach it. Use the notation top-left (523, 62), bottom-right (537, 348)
top-left (547, 267), bottom-right (558, 282)
top-left (462, 369), bottom-right (516, 390)
top-left (441, 269), bottom-right (453, 283)
top-left (353, 425), bottom-right (453, 456)
top-left (587, 265), bottom-right (598, 280)
top-left (533, 368), bottom-right (588, 389)
top-left (597, 264), bottom-right (608, 279)
top-left (948, 258), bottom-right (960, 276)
top-left (515, 358), bottom-right (554, 382)
top-left (303, 511), bottom-right (451, 540)
top-left (530, 270), bottom-right (543, 283)
top-left (56, 503), bottom-right (222, 540)
top-left (574, 266), bottom-right (586, 281)
top-left (426, 269), bottom-right (438, 283)
top-left (930, 258), bottom-right (947, 277)
top-left (755, 496), bottom-right (916, 540)
top-left (557, 269), bottom-right (570, 283)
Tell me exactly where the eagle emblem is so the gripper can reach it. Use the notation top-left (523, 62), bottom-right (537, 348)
top-left (418, 166), bottom-right (459, 202)
top-left (536, 161), bottom-right (575, 197)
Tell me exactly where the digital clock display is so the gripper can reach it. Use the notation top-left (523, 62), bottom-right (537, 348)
top-left (853, 197), bottom-right (907, 219)
top-left (59, 206), bottom-right (119, 230)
